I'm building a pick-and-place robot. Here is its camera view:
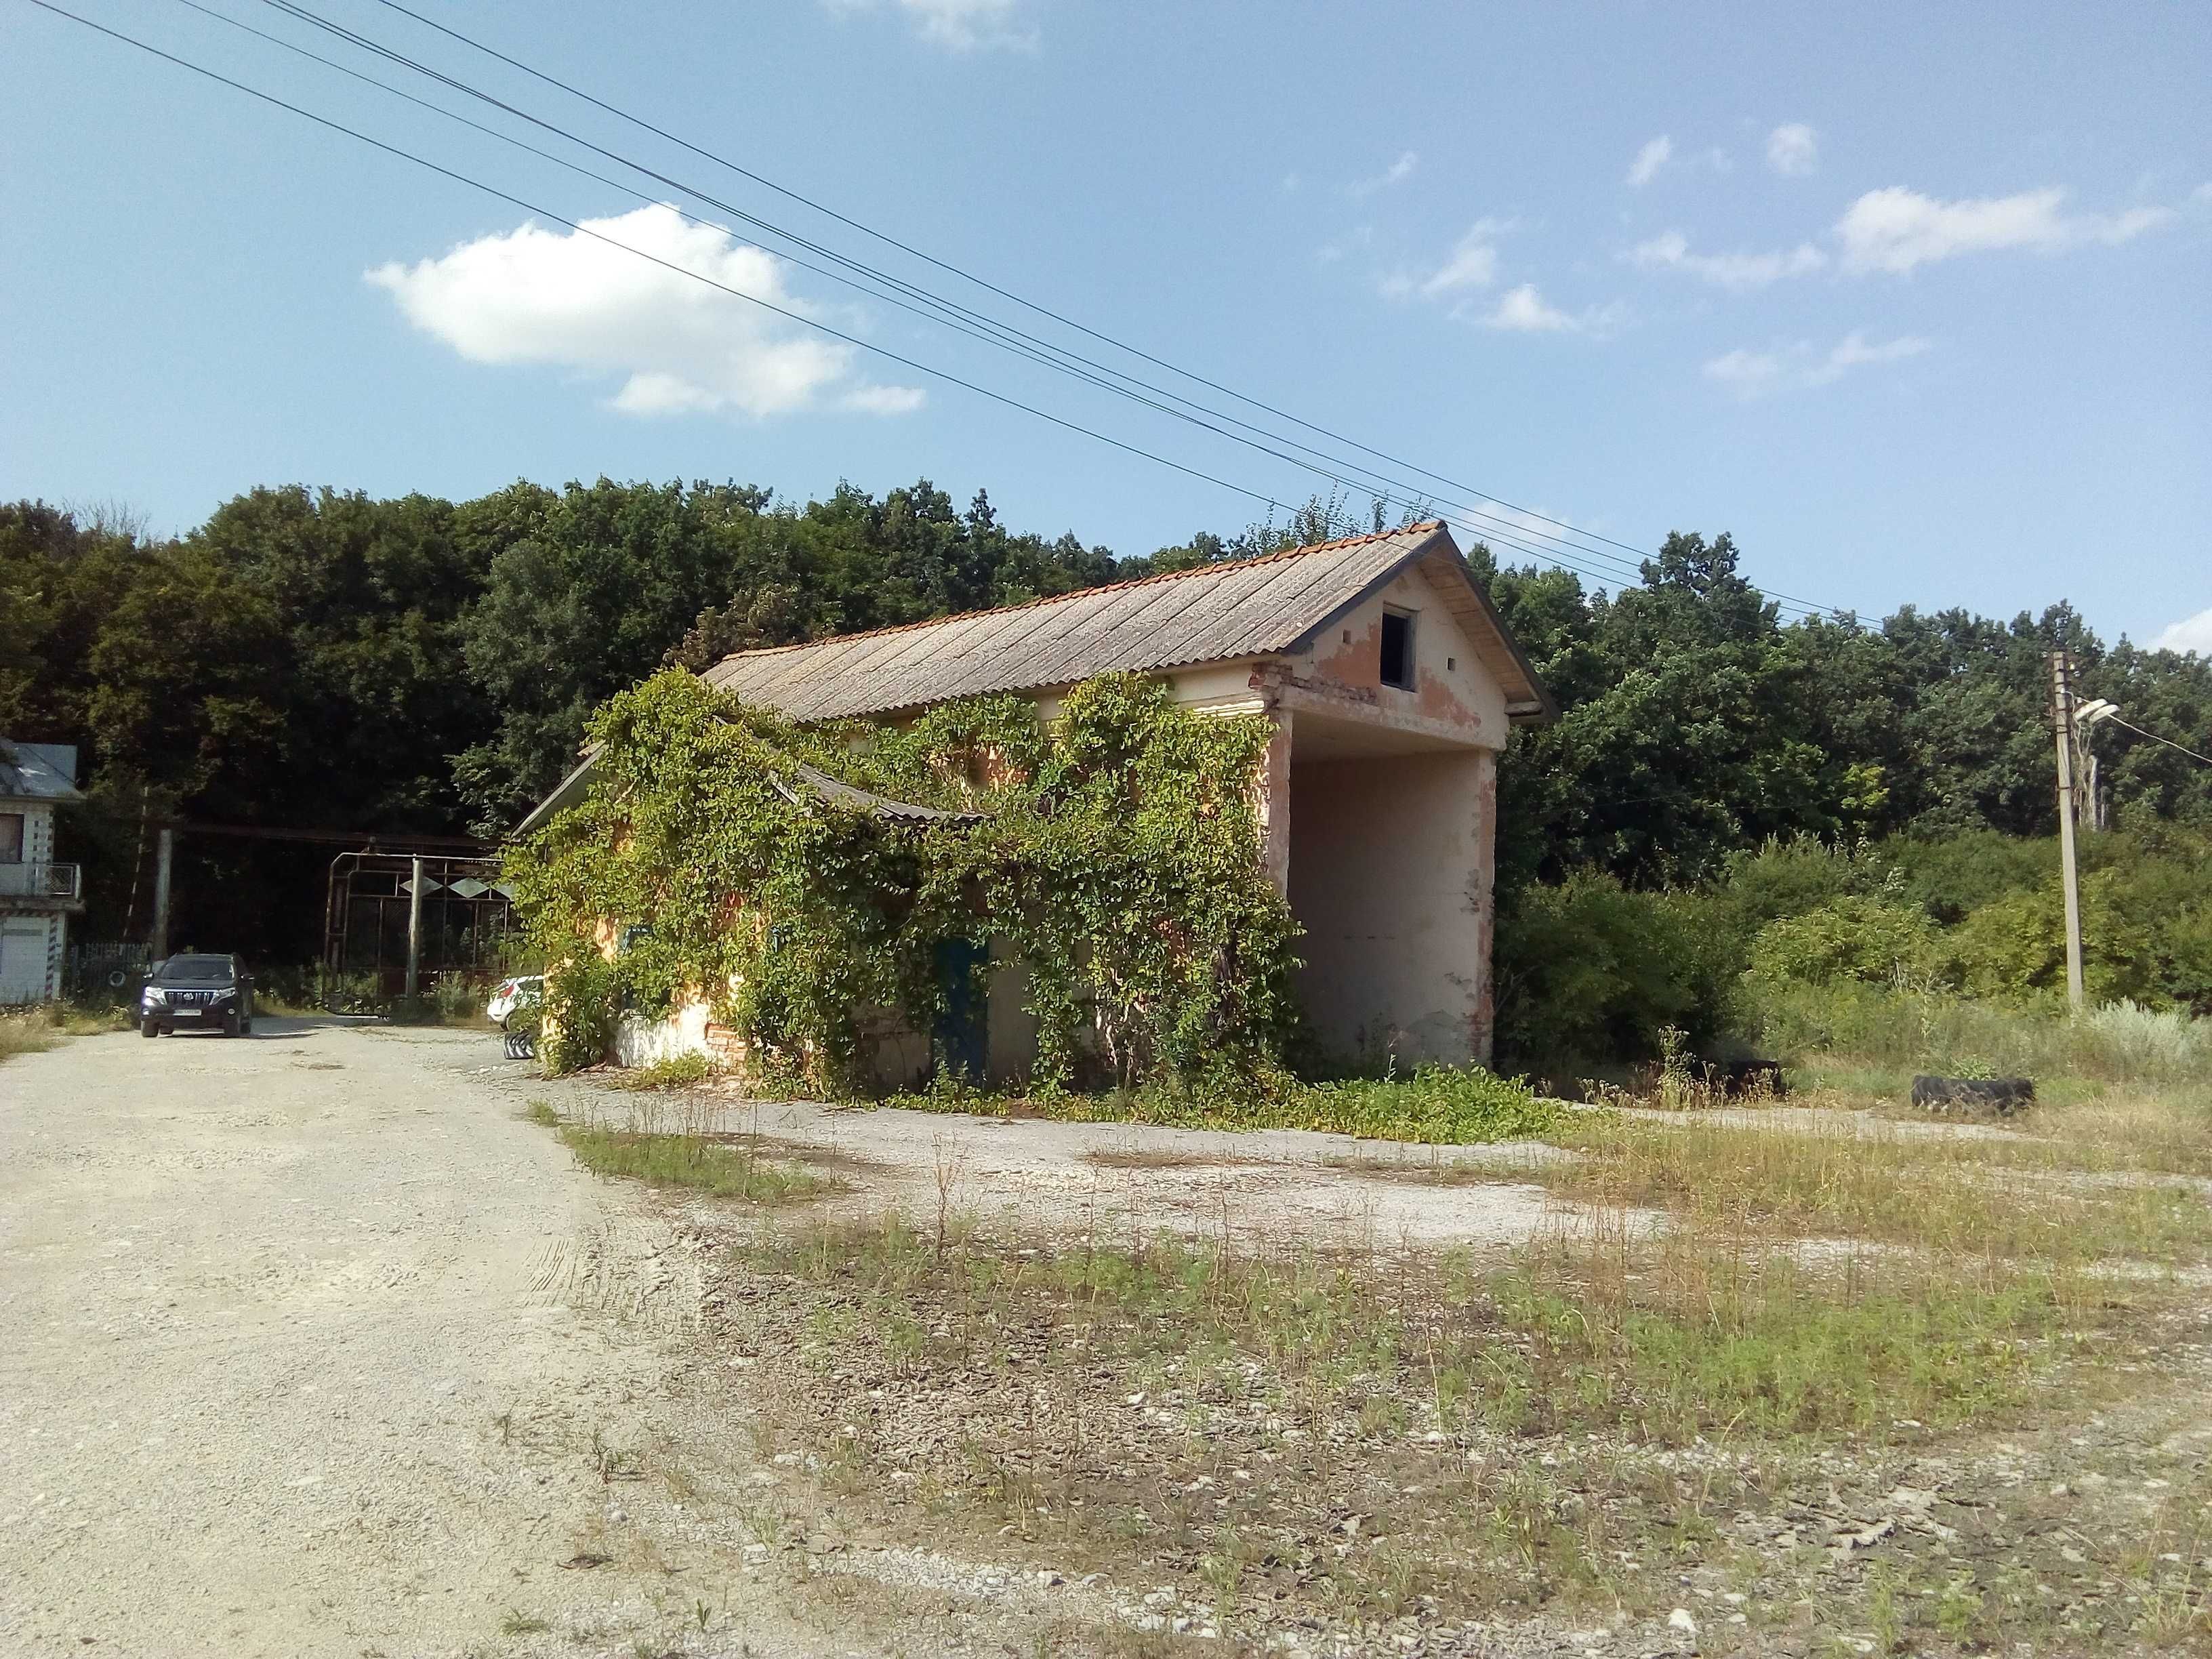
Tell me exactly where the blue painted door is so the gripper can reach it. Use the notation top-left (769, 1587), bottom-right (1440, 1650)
top-left (932, 938), bottom-right (989, 1082)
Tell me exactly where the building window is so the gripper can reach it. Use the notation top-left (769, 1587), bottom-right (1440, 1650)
top-left (1379, 610), bottom-right (1415, 691)
top-left (0, 813), bottom-right (22, 863)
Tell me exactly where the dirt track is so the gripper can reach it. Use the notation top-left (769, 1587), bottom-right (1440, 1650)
top-left (0, 1019), bottom-right (1581, 1659)
top-left (0, 1019), bottom-right (817, 1659)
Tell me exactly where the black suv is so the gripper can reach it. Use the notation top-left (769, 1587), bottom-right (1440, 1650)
top-left (140, 954), bottom-right (256, 1038)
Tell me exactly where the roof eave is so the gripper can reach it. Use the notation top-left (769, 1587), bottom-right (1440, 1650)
top-left (509, 751), bottom-right (600, 841)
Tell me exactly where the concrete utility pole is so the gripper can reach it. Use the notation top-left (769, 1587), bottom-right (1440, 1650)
top-left (405, 855), bottom-right (424, 1001)
top-left (2049, 650), bottom-right (2085, 1012)
top-left (149, 826), bottom-right (174, 963)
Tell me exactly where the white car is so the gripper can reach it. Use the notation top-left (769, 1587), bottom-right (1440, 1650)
top-left (486, 975), bottom-right (544, 1028)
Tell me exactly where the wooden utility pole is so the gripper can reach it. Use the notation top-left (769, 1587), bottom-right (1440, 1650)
top-left (2049, 649), bottom-right (2085, 1012)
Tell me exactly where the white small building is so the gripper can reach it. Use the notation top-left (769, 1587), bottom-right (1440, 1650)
top-left (0, 741), bottom-right (87, 1004)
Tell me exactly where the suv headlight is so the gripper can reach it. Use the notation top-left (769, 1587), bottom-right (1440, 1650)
top-left (142, 986), bottom-right (167, 1006)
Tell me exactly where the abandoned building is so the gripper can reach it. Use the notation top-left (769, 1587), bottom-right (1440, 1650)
top-left (521, 521), bottom-right (1553, 1074)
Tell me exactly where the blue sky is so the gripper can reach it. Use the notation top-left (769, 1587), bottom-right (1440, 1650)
top-left (4, 0), bottom-right (2208, 648)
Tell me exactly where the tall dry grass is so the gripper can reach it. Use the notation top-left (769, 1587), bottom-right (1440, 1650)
top-left (0, 1011), bottom-right (61, 1065)
top-left (1538, 1110), bottom-right (2212, 1265)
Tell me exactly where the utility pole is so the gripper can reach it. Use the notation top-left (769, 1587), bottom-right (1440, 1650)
top-left (149, 825), bottom-right (175, 963)
top-left (2049, 649), bottom-right (2085, 1012)
top-left (405, 855), bottom-right (425, 1001)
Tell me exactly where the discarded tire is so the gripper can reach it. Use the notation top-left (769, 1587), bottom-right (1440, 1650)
top-left (1910, 1074), bottom-right (2034, 1115)
top-left (503, 1028), bottom-right (536, 1061)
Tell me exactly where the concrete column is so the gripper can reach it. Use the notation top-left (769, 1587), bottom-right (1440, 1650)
top-left (1467, 747), bottom-right (1500, 1067)
top-left (149, 827), bottom-right (174, 961)
top-left (405, 856), bottom-right (424, 1000)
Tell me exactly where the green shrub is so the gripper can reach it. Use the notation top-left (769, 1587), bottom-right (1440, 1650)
top-left (1715, 836), bottom-right (1899, 930)
top-left (1946, 867), bottom-right (2212, 1011)
top-left (1492, 872), bottom-right (1734, 1074)
top-left (1746, 896), bottom-right (1944, 989)
top-left (540, 951), bottom-right (619, 1075)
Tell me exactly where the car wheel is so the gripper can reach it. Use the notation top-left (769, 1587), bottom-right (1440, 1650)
top-left (223, 1011), bottom-right (241, 1038)
top-left (239, 1020), bottom-right (253, 1036)
top-left (141, 1019), bottom-right (158, 1038)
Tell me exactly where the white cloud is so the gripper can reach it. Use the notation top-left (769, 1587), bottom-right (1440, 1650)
top-left (1626, 136), bottom-right (1673, 188)
top-left (1629, 229), bottom-right (1828, 291)
top-left (1483, 283), bottom-right (1579, 332)
top-left (1766, 123), bottom-right (1818, 177)
top-left (1704, 329), bottom-right (1929, 395)
top-left (823, 0), bottom-right (1035, 51)
top-left (1418, 218), bottom-right (1509, 296)
top-left (2151, 606), bottom-right (2212, 655)
top-left (841, 384), bottom-right (930, 415)
top-left (1350, 150), bottom-right (1419, 197)
top-left (1836, 186), bottom-right (2175, 273)
top-left (365, 203), bottom-right (924, 419)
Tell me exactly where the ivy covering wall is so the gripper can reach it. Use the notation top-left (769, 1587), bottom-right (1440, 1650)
top-left (506, 669), bottom-right (1301, 1095)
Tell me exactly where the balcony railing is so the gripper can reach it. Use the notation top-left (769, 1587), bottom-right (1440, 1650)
top-left (0, 862), bottom-right (82, 901)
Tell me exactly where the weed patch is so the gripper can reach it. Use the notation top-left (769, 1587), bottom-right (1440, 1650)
top-left (889, 1064), bottom-right (1563, 1146)
top-left (709, 1206), bottom-right (2181, 1638)
top-left (556, 1123), bottom-right (835, 1202)
top-left (596, 1052), bottom-right (715, 1092)
top-left (1537, 1111), bottom-right (2212, 1267)
top-left (0, 1012), bottom-right (61, 1064)
top-left (524, 1099), bottom-right (838, 1203)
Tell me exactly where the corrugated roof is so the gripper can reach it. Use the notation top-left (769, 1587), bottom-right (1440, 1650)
top-left (508, 738), bottom-right (983, 842)
top-left (703, 523), bottom-right (1551, 722)
top-left (782, 763), bottom-right (985, 825)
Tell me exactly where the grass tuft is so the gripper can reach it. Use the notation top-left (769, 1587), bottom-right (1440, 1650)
top-left (598, 1052), bottom-right (716, 1092)
top-left (534, 1105), bottom-right (837, 1204)
top-left (0, 1012), bottom-right (62, 1064)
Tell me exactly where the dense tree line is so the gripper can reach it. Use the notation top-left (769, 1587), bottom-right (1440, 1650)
top-left (1481, 533), bottom-right (2212, 890)
top-left (4, 480), bottom-right (2207, 966)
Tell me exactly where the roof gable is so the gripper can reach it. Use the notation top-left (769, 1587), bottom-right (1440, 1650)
top-left (706, 523), bottom-right (1553, 722)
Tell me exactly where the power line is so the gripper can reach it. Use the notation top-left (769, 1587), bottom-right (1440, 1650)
top-left (169, 0), bottom-right (1676, 594)
top-left (248, 0), bottom-right (1842, 615)
top-left (39, 0), bottom-right (1830, 616)
top-left (85, 1), bottom-right (1716, 605)
top-left (2107, 715), bottom-right (2212, 768)
top-left (362, 0), bottom-right (1830, 607)
top-left (24, 0), bottom-right (1297, 518)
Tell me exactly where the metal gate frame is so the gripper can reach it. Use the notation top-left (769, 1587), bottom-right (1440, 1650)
top-left (323, 852), bottom-right (517, 995)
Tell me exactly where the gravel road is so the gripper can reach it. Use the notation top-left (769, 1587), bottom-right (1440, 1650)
top-left (0, 1019), bottom-right (816, 1659)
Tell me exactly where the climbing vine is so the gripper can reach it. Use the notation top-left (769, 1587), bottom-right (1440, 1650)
top-left (505, 669), bottom-right (1301, 1096)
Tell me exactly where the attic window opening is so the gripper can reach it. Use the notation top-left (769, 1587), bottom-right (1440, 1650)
top-left (1379, 610), bottom-right (1415, 691)
top-left (0, 813), bottom-right (22, 863)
